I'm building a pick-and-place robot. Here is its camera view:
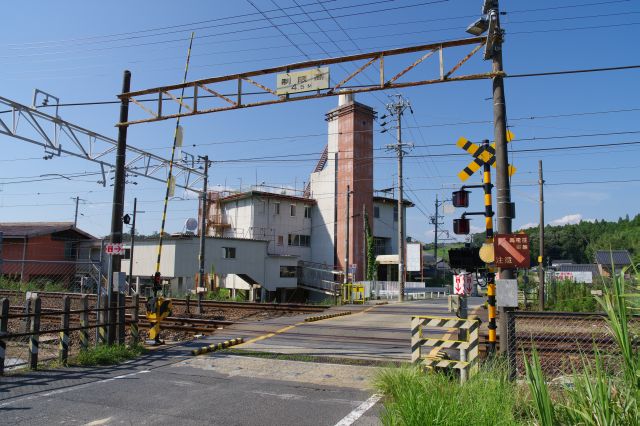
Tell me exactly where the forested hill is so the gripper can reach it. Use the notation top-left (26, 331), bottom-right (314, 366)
top-left (471, 214), bottom-right (640, 264)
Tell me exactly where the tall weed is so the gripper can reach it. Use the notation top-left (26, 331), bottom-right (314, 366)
top-left (375, 361), bottom-right (521, 426)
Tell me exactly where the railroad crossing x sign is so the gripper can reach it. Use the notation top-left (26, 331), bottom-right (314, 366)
top-left (456, 131), bottom-right (517, 181)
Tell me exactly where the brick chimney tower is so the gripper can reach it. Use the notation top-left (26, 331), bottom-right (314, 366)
top-left (329, 94), bottom-right (375, 281)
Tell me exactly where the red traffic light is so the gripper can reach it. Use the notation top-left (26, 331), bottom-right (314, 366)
top-left (452, 189), bottom-right (470, 208)
top-left (453, 218), bottom-right (470, 235)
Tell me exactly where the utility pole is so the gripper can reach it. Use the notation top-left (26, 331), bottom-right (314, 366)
top-left (197, 155), bottom-right (209, 314)
top-left (108, 69), bottom-right (131, 345)
top-left (384, 94), bottom-right (412, 302)
top-left (344, 185), bottom-right (351, 286)
top-left (362, 203), bottom-right (367, 283)
top-left (434, 195), bottom-right (439, 263)
top-left (430, 196), bottom-right (449, 283)
top-left (488, 0), bottom-right (513, 354)
top-left (128, 197), bottom-right (137, 295)
top-left (73, 196), bottom-right (80, 227)
top-left (538, 160), bottom-right (545, 310)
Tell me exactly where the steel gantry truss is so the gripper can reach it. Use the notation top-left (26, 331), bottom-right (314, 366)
top-left (117, 36), bottom-right (499, 126)
top-left (0, 95), bottom-right (205, 193)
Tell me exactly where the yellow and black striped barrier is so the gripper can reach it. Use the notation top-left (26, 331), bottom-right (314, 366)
top-left (191, 337), bottom-right (244, 356)
top-left (304, 311), bottom-right (351, 322)
top-left (411, 315), bottom-right (480, 383)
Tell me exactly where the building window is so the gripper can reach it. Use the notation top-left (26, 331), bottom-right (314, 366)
top-left (222, 247), bottom-right (236, 259)
top-left (393, 206), bottom-right (398, 222)
top-left (288, 234), bottom-right (311, 247)
top-left (304, 205), bottom-right (311, 218)
top-left (258, 201), bottom-right (265, 214)
top-left (279, 266), bottom-right (297, 278)
top-left (373, 237), bottom-right (389, 256)
top-left (64, 242), bottom-right (77, 260)
top-left (374, 206), bottom-right (380, 218)
top-left (277, 235), bottom-right (284, 246)
top-left (274, 202), bottom-right (280, 215)
top-left (290, 204), bottom-right (296, 216)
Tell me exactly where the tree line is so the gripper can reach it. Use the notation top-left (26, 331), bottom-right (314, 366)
top-left (470, 214), bottom-right (640, 265)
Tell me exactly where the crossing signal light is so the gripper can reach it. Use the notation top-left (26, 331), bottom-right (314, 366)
top-left (453, 218), bottom-right (470, 235)
top-left (452, 189), bottom-right (470, 208)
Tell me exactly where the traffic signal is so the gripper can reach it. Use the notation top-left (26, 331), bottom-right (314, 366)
top-left (122, 214), bottom-right (131, 225)
top-left (452, 189), bottom-right (470, 208)
top-left (453, 217), bottom-right (470, 235)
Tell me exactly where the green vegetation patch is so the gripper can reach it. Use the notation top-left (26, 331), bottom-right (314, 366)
top-left (74, 344), bottom-right (146, 366)
top-left (375, 361), bottom-right (526, 426)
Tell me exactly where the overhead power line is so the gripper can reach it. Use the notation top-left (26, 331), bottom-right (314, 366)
top-left (506, 64), bottom-right (640, 78)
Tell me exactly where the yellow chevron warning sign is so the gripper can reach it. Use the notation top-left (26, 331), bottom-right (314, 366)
top-left (456, 131), bottom-right (516, 181)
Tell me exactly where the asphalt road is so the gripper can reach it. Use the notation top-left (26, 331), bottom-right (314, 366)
top-left (0, 297), bottom-right (484, 425)
top-left (1, 344), bottom-right (381, 426)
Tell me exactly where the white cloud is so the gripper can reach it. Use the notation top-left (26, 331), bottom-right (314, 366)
top-left (517, 222), bottom-right (538, 230)
top-left (550, 214), bottom-right (583, 226)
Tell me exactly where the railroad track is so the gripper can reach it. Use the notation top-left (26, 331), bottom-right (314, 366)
top-left (0, 289), bottom-right (327, 313)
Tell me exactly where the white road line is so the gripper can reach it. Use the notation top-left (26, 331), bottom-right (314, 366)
top-left (334, 393), bottom-right (382, 426)
top-left (0, 370), bottom-right (150, 408)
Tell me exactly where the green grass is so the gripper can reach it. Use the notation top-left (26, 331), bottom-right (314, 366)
top-left (375, 361), bottom-right (527, 426)
top-left (524, 265), bottom-right (640, 425)
top-left (74, 344), bottom-right (146, 366)
top-left (0, 277), bottom-right (67, 292)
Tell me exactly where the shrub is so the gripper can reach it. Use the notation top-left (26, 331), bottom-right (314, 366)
top-left (375, 360), bottom-right (523, 425)
top-left (75, 344), bottom-right (145, 366)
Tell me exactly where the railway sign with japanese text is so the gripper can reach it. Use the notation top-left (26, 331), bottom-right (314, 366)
top-left (276, 67), bottom-right (330, 95)
top-left (453, 273), bottom-right (473, 295)
top-left (493, 234), bottom-right (530, 269)
top-left (105, 243), bottom-right (125, 256)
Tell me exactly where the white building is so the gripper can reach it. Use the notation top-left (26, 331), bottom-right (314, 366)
top-left (202, 94), bottom-right (413, 294)
top-left (121, 235), bottom-right (298, 301)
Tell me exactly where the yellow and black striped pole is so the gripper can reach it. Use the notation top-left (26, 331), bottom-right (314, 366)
top-left (482, 140), bottom-right (497, 354)
top-left (155, 32), bottom-right (195, 294)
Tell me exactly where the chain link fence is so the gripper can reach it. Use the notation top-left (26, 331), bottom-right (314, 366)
top-left (505, 311), bottom-right (640, 380)
top-left (0, 259), bottom-right (104, 293)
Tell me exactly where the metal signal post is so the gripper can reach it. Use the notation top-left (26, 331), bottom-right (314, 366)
top-left (481, 140), bottom-right (497, 354)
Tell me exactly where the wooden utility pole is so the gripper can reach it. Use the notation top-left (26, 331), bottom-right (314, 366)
top-left (538, 160), bottom-right (545, 310)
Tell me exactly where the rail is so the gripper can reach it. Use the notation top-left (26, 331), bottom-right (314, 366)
top-left (0, 290), bottom-right (327, 313)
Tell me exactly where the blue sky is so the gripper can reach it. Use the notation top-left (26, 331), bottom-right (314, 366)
top-left (1, 0), bottom-right (639, 242)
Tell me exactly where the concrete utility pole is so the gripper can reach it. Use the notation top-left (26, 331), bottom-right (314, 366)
top-left (434, 195), bottom-right (439, 263)
top-left (385, 95), bottom-right (412, 302)
top-left (344, 185), bottom-right (351, 285)
top-left (73, 196), bottom-right (80, 227)
top-left (198, 155), bottom-right (209, 313)
top-left (538, 160), bottom-right (545, 310)
top-left (362, 203), bottom-right (367, 282)
top-left (108, 69), bottom-right (131, 344)
top-left (488, 1), bottom-right (513, 354)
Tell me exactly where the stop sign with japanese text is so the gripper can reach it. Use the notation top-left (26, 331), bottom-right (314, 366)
top-left (493, 234), bottom-right (531, 269)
